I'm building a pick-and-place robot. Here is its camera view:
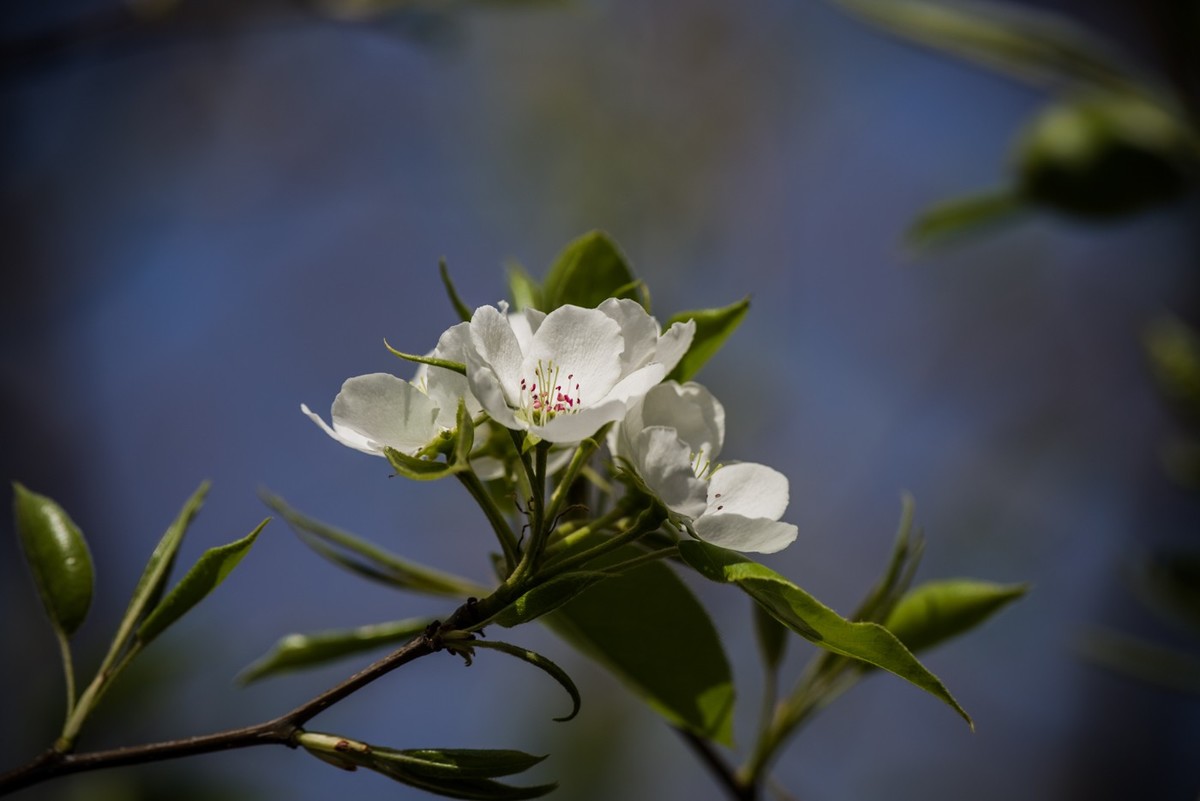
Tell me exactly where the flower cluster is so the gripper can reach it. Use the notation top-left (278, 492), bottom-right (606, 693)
top-left (303, 298), bottom-right (797, 553)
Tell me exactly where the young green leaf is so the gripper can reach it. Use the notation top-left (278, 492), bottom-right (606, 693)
top-left (547, 549), bottom-right (735, 744)
top-left (137, 519), bottom-right (268, 646)
top-left (906, 190), bottom-right (1025, 251)
top-left (490, 571), bottom-right (613, 628)
top-left (665, 298), bottom-right (750, 382)
top-left (850, 494), bottom-right (924, 624)
top-left (835, 0), bottom-right (1149, 92)
top-left (239, 617), bottom-right (433, 683)
top-left (471, 640), bottom-right (581, 722)
top-left (374, 748), bottom-right (547, 780)
top-left (261, 491), bottom-right (485, 597)
top-left (541, 230), bottom-right (638, 310)
top-left (440, 259), bottom-right (474, 322)
top-left (506, 262), bottom-right (543, 311)
top-left (386, 446), bottom-right (470, 481)
top-left (13, 483), bottom-right (94, 637)
top-left (383, 341), bottom-right (468, 376)
top-left (679, 539), bottom-right (972, 728)
top-left (884, 579), bottom-right (1028, 653)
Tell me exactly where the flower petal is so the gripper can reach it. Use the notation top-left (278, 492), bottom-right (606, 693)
top-left (598, 298), bottom-right (659, 374)
top-left (424, 322), bottom-right (479, 426)
top-left (705, 462), bottom-right (789, 520)
top-left (693, 514), bottom-right (798, 554)
top-left (636, 381), bottom-right (725, 465)
top-left (654, 319), bottom-right (696, 376)
top-left (302, 403), bottom-right (381, 456)
top-left (532, 399), bottom-right (627, 443)
top-left (509, 308), bottom-right (546, 352)
top-left (465, 346), bottom-right (520, 430)
top-left (525, 305), bottom-right (623, 405)
top-left (307, 373), bottom-right (442, 456)
top-left (468, 305), bottom-right (525, 406)
top-left (629, 426), bottom-right (708, 517)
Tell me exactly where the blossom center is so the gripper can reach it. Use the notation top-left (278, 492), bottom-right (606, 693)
top-left (518, 360), bottom-right (582, 426)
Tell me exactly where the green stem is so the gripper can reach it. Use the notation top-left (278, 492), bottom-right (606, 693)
top-left (59, 643), bottom-right (143, 751)
top-left (595, 545), bottom-right (677, 575)
top-left (542, 438), bottom-right (598, 531)
top-left (541, 505), bottom-right (628, 560)
top-left (456, 471), bottom-right (519, 572)
top-left (54, 630), bottom-right (76, 722)
top-left (539, 506), bottom-right (665, 580)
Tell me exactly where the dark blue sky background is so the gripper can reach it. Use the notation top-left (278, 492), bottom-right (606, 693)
top-left (2, 1), bottom-right (1198, 799)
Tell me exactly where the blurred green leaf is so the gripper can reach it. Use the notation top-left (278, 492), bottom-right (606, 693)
top-left (506, 263), bottom-right (543, 311)
top-left (851, 494), bottom-right (924, 624)
top-left (13, 483), bottom-right (94, 637)
top-left (472, 640), bottom-right (582, 722)
top-left (753, 602), bottom-right (789, 671)
top-left (679, 540), bottom-right (972, 728)
top-left (1144, 315), bottom-right (1200, 424)
top-left (907, 190), bottom-right (1025, 250)
top-left (239, 617), bottom-right (432, 684)
top-left (137, 519), bottom-right (268, 646)
top-left (835, 0), bottom-right (1149, 92)
top-left (298, 732), bottom-right (556, 800)
top-left (261, 490), bottom-right (485, 597)
top-left (1135, 551), bottom-right (1200, 632)
top-left (1076, 627), bottom-right (1200, 695)
top-left (885, 579), bottom-right (1028, 653)
top-left (541, 231), bottom-right (638, 310)
top-left (491, 571), bottom-right (613, 627)
top-left (665, 298), bottom-right (750, 382)
top-left (440, 259), bottom-right (474, 322)
top-left (547, 549), bottom-right (735, 744)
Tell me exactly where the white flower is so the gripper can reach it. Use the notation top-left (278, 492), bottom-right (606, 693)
top-left (610, 381), bottom-right (798, 554)
top-left (463, 299), bottom-right (694, 444)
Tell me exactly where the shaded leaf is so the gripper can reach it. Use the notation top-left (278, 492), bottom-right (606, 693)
top-left (885, 579), bottom-right (1028, 653)
top-left (491, 571), bottom-right (613, 628)
top-left (506, 263), bottom-right (543, 311)
top-left (665, 298), bottom-right (750, 382)
top-left (907, 190), bottom-right (1025, 250)
top-left (835, 0), bottom-right (1150, 92)
top-left (13, 483), bottom-right (94, 637)
top-left (137, 519), bottom-right (268, 646)
top-left (1135, 551), bottom-right (1200, 632)
top-left (440, 259), bottom-right (473, 322)
top-left (850, 494), bottom-right (924, 624)
top-left (679, 539), bottom-right (972, 728)
top-left (1075, 627), bottom-right (1200, 695)
top-left (261, 490), bottom-right (483, 597)
top-left (541, 231), bottom-right (638, 310)
top-left (471, 640), bottom-right (581, 722)
top-left (753, 602), bottom-right (789, 671)
top-left (374, 748), bottom-right (547, 780)
top-left (1144, 315), bottom-right (1200, 425)
top-left (239, 617), bottom-right (432, 683)
top-left (547, 549), bottom-right (735, 744)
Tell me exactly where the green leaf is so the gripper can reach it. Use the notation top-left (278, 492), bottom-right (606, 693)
top-left (239, 617), bottom-right (432, 683)
top-left (375, 749), bottom-right (547, 780)
top-left (679, 540), bottom-right (972, 728)
top-left (384, 340), bottom-right (468, 375)
top-left (885, 579), bottom-right (1028, 653)
top-left (386, 446), bottom-right (470, 481)
top-left (541, 231), bottom-right (638, 310)
top-left (261, 490), bottom-right (484, 597)
top-left (13, 483), bottom-right (94, 637)
top-left (506, 263), bottom-right (543, 311)
top-left (1135, 551), bottom-right (1200, 632)
top-left (471, 640), bottom-right (581, 722)
top-left (298, 733), bottom-right (556, 800)
top-left (850, 494), bottom-right (924, 624)
top-left (665, 298), bottom-right (750, 382)
top-left (440, 259), bottom-right (474, 322)
top-left (547, 549), bottom-right (735, 744)
top-left (137, 519), bottom-right (268, 646)
top-left (1144, 315), bottom-right (1200, 424)
top-left (906, 190), bottom-right (1026, 250)
top-left (835, 0), bottom-right (1150, 92)
top-left (490, 571), bottom-right (613, 628)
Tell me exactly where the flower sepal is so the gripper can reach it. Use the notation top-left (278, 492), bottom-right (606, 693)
top-left (385, 400), bottom-right (476, 482)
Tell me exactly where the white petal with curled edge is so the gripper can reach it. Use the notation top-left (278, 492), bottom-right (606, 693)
top-left (654, 319), bottom-right (696, 376)
top-left (630, 426), bottom-right (708, 518)
top-left (693, 514), bottom-right (798, 554)
top-left (705, 462), bottom-right (789, 521)
top-left (465, 346), bottom-right (520, 430)
top-left (598, 298), bottom-right (659, 373)
top-left (330, 373), bottom-right (441, 455)
top-left (636, 381), bottom-right (725, 465)
top-left (424, 322), bottom-right (479, 428)
top-left (525, 305), bottom-right (623, 405)
top-left (302, 403), bottom-right (381, 456)
top-left (603, 362), bottom-right (668, 406)
top-left (469, 305), bottom-right (524, 406)
top-left (508, 308), bottom-right (546, 353)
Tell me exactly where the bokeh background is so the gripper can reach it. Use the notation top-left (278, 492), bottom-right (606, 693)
top-left (2, 1), bottom-right (1198, 799)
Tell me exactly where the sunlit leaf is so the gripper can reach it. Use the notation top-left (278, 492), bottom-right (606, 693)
top-left (471, 640), bottom-right (581, 722)
top-left (239, 617), bottom-right (432, 683)
top-left (490, 571), bottom-right (613, 628)
top-left (547, 549), bottom-right (735, 743)
top-left (506, 263), bottom-right (543, 311)
top-left (679, 539), bottom-right (971, 728)
top-left (137, 519), bottom-right (268, 646)
top-left (386, 445), bottom-right (470, 481)
top-left (541, 231), bottom-right (638, 311)
top-left (665, 298), bottom-right (750, 382)
top-left (885, 579), bottom-right (1028, 653)
top-left (12, 483), bottom-right (93, 637)
top-left (261, 491), bottom-right (484, 597)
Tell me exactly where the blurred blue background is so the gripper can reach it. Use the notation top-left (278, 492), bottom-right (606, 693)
top-left (2, 1), bottom-right (1198, 799)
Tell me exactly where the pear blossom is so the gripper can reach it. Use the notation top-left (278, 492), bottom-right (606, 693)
top-left (463, 299), bottom-right (695, 444)
top-left (610, 381), bottom-right (798, 554)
